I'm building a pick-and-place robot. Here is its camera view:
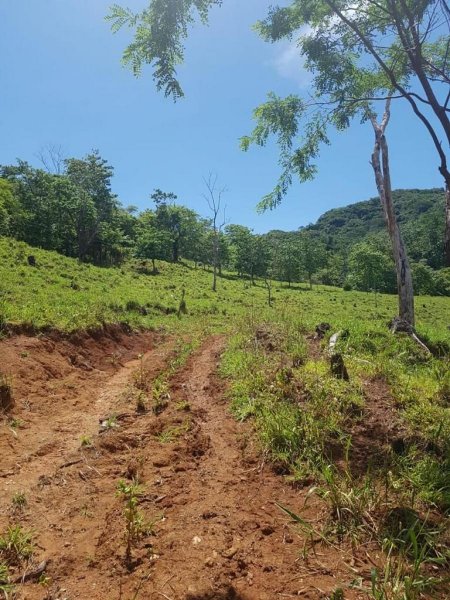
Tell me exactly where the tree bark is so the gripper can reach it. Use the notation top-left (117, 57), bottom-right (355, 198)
top-left (212, 262), bottom-right (217, 292)
top-left (264, 277), bottom-right (272, 306)
top-left (212, 231), bottom-right (219, 292)
top-left (172, 239), bottom-right (179, 262)
top-left (371, 100), bottom-right (415, 326)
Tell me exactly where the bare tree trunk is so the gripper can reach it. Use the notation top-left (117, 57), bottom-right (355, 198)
top-left (264, 277), bottom-right (273, 306)
top-left (212, 256), bottom-right (217, 292)
top-left (371, 99), bottom-right (415, 326)
top-left (203, 173), bottom-right (227, 292)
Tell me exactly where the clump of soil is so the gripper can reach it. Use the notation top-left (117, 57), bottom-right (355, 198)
top-left (254, 324), bottom-right (282, 352)
top-left (0, 376), bottom-right (13, 410)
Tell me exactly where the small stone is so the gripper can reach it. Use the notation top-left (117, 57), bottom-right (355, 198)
top-left (202, 510), bottom-right (218, 520)
top-left (205, 556), bottom-right (215, 567)
top-left (222, 546), bottom-right (238, 559)
top-left (192, 536), bottom-right (202, 545)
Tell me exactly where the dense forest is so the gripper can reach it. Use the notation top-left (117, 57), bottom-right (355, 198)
top-left (1, 153), bottom-right (449, 296)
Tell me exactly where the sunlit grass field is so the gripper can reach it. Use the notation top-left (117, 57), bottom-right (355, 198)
top-left (1, 237), bottom-right (449, 341)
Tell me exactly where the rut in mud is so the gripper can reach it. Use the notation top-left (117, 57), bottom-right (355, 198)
top-left (1, 332), bottom-right (368, 600)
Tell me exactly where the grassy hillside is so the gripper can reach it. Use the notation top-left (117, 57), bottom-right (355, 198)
top-left (0, 236), bottom-right (449, 340)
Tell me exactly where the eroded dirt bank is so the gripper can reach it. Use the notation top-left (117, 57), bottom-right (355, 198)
top-left (1, 331), bottom-right (366, 599)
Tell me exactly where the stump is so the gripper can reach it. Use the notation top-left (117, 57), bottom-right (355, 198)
top-left (330, 353), bottom-right (349, 381)
top-left (315, 322), bottom-right (331, 339)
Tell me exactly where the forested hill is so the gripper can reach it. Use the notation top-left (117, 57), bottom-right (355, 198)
top-left (1, 152), bottom-right (448, 294)
top-left (306, 188), bottom-right (444, 266)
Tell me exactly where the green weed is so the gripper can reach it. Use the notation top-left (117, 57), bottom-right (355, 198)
top-left (11, 492), bottom-right (27, 512)
top-left (367, 515), bottom-right (448, 600)
top-left (156, 420), bottom-right (190, 443)
top-left (0, 525), bottom-right (34, 565)
top-left (0, 562), bottom-right (13, 598)
top-left (80, 434), bottom-right (93, 448)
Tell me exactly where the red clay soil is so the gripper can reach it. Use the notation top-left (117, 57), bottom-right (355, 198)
top-left (348, 376), bottom-right (408, 475)
top-left (1, 331), bottom-right (377, 599)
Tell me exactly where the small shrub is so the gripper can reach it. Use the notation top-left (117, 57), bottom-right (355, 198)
top-left (135, 392), bottom-right (147, 414)
top-left (133, 354), bottom-right (150, 392)
top-left (0, 525), bottom-right (34, 564)
top-left (116, 480), bottom-right (145, 567)
top-left (80, 434), bottom-right (93, 448)
top-left (152, 378), bottom-right (170, 414)
top-left (11, 492), bottom-right (27, 511)
top-left (0, 562), bottom-right (13, 596)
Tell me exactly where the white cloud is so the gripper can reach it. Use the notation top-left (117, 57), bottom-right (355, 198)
top-left (268, 33), bottom-right (313, 89)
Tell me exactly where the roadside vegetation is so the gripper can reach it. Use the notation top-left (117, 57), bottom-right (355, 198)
top-left (221, 311), bottom-right (450, 598)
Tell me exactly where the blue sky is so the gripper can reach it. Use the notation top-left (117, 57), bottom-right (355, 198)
top-left (0, 0), bottom-right (443, 232)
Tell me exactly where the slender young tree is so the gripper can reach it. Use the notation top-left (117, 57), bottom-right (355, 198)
top-left (370, 99), bottom-right (415, 323)
top-left (202, 173), bottom-right (226, 291)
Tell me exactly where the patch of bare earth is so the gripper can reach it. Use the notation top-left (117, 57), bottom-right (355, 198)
top-left (305, 332), bottom-right (406, 474)
top-left (348, 376), bottom-right (408, 475)
top-left (1, 332), bottom-right (373, 600)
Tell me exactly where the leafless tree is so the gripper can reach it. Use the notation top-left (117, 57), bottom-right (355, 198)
top-left (36, 143), bottom-right (66, 175)
top-left (202, 173), bottom-right (227, 292)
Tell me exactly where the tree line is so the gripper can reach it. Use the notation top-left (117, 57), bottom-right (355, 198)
top-left (1, 152), bottom-right (449, 296)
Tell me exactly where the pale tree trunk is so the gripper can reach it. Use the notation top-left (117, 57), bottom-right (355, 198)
top-left (212, 269), bottom-right (217, 292)
top-left (371, 99), bottom-right (415, 326)
top-left (203, 173), bottom-right (226, 292)
top-left (212, 230), bottom-right (219, 292)
top-left (264, 277), bottom-right (273, 307)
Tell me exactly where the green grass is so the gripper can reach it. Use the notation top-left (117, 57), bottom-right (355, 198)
top-left (1, 237), bottom-right (449, 340)
top-left (220, 312), bottom-right (450, 599)
top-left (0, 525), bottom-right (34, 565)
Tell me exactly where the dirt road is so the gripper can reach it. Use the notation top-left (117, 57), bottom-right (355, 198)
top-left (0, 331), bottom-right (361, 599)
